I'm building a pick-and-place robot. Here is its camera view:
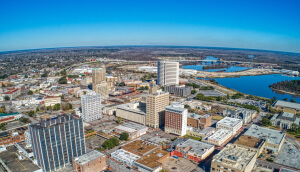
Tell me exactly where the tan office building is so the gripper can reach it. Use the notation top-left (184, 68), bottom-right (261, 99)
top-left (146, 90), bottom-right (169, 128)
top-left (92, 66), bottom-right (106, 92)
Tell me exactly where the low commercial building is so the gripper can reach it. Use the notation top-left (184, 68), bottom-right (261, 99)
top-left (172, 139), bottom-right (214, 162)
top-left (207, 129), bottom-right (232, 146)
top-left (271, 112), bottom-right (300, 129)
top-left (43, 96), bottom-right (61, 107)
top-left (211, 144), bottom-right (257, 172)
top-left (165, 85), bottom-right (192, 97)
top-left (223, 108), bottom-right (257, 124)
top-left (111, 149), bottom-right (141, 167)
top-left (244, 124), bottom-right (286, 153)
top-left (0, 112), bottom-right (23, 123)
top-left (0, 130), bottom-right (25, 146)
top-left (187, 113), bottom-right (212, 129)
top-left (164, 104), bottom-right (187, 136)
top-left (121, 140), bottom-right (158, 157)
top-left (272, 100), bottom-right (300, 114)
top-left (2, 88), bottom-right (21, 100)
top-left (73, 150), bottom-right (106, 172)
top-left (134, 149), bottom-right (169, 172)
top-left (16, 141), bottom-right (34, 159)
top-left (95, 82), bottom-right (109, 99)
top-left (216, 117), bottom-right (243, 135)
top-left (114, 122), bottom-right (148, 139)
top-left (102, 104), bottom-right (119, 116)
top-left (116, 102), bottom-right (146, 125)
top-left (234, 135), bottom-right (266, 156)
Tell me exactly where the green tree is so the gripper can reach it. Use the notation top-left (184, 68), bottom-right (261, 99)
top-left (144, 86), bottom-right (149, 90)
top-left (184, 104), bottom-right (190, 109)
top-left (4, 96), bottom-right (10, 101)
top-left (117, 116), bottom-right (122, 124)
top-left (24, 75), bottom-right (28, 78)
top-left (1, 83), bottom-right (6, 87)
top-left (47, 106), bottom-right (52, 110)
top-left (20, 117), bottom-right (30, 124)
top-left (261, 118), bottom-right (272, 127)
top-left (283, 98), bottom-right (288, 101)
top-left (36, 107), bottom-right (39, 111)
top-left (41, 73), bottom-right (48, 77)
top-left (28, 111), bottom-right (35, 117)
top-left (120, 132), bottom-right (129, 141)
top-left (53, 104), bottom-right (61, 111)
top-left (68, 103), bottom-right (73, 110)
top-left (191, 90), bottom-right (197, 94)
top-left (160, 86), bottom-right (165, 91)
top-left (119, 82), bottom-right (125, 86)
top-left (0, 123), bottom-right (6, 130)
top-left (28, 90), bottom-right (33, 95)
top-left (60, 70), bottom-right (67, 76)
top-left (61, 94), bottom-right (65, 99)
top-left (102, 140), bottom-right (114, 149)
top-left (290, 99), bottom-right (296, 103)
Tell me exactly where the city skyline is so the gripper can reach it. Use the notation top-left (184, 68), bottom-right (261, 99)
top-left (1, 0), bottom-right (300, 53)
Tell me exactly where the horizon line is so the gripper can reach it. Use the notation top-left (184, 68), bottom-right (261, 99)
top-left (1, 45), bottom-right (300, 55)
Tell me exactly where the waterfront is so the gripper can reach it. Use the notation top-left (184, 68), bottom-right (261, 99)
top-left (209, 74), bottom-right (300, 103)
top-left (182, 56), bottom-right (252, 72)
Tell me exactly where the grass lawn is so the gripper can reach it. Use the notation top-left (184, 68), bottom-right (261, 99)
top-left (183, 135), bottom-right (201, 141)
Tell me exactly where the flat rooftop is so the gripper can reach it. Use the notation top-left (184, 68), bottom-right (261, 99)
top-left (176, 139), bottom-right (214, 155)
top-left (165, 104), bottom-right (186, 113)
top-left (74, 150), bottom-right (105, 165)
top-left (212, 144), bottom-right (257, 171)
top-left (234, 135), bottom-right (265, 149)
top-left (121, 122), bottom-right (148, 131)
top-left (208, 129), bottom-right (231, 141)
top-left (116, 103), bottom-right (146, 115)
top-left (199, 127), bottom-right (215, 135)
top-left (188, 113), bottom-right (211, 120)
top-left (273, 100), bottom-right (300, 109)
top-left (244, 125), bottom-right (285, 146)
top-left (0, 146), bottom-right (40, 172)
top-left (122, 140), bottom-right (157, 156)
top-left (217, 117), bottom-right (242, 127)
top-left (135, 149), bottom-right (169, 169)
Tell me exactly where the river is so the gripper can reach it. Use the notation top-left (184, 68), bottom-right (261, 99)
top-left (210, 74), bottom-right (300, 103)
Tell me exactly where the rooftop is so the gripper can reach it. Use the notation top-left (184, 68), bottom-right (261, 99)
top-left (165, 104), bottom-right (186, 113)
top-left (122, 140), bottom-right (158, 156)
top-left (273, 100), bottom-right (300, 110)
top-left (135, 149), bottom-right (169, 169)
top-left (188, 113), bottom-right (211, 120)
top-left (0, 112), bottom-right (20, 117)
top-left (208, 129), bottom-right (231, 141)
top-left (199, 127), bottom-right (216, 135)
top-left (119, 122), bottom-right (148, 131)
top-left (176, 139), bottom-right (214, 155)
top-left (217, 117), bottom-right (242, 127)
top-left (212, 144), bottom-right (257, 171)
top-left (277, 112), bottom-right (297, 121)
top-left (234, 135), bottom-right (265, 149)
top-left (74, 150), bottom-right (105, 165)
top-left (116, 102), bottom-right (146, 115)
top-left (244, 124), bottom-right (285, 146)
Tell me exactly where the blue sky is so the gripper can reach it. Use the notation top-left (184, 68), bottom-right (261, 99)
top-left (0, 0), bottom-right (300, 52)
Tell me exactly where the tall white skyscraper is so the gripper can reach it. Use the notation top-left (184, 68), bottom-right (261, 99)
top-left (81, 91), bottom-right (102, 122)
top-left (157, 61), bottom-right (179, 86)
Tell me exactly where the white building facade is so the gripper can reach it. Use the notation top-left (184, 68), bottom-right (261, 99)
top-left (216, 117), bottom-right (243, 135)
top-left (81, 92), bottom-right (102, 122)
top-left (157, 61), bottom-right (179, 86)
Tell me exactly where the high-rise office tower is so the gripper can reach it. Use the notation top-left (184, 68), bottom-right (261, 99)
top-left (92, 65), bottom-right (106, 91)
top-left (146, 90), bottom-right (169, 128)
top-left (29, 115), bottom-right (86, 172)
top-left (165, 104), bottom-right (187, 136)
top-left (95, 82), bottom-right (109, 99)
top-left (81, 91), bottom-right (102, 121)
top-left (157, 61), bottom-right (179, 86)
top-left (149, 80), bottom-right (158, 94)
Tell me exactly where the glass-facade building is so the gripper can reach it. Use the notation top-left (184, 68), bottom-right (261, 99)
top-left (29, 115), bottom-right (85, 172)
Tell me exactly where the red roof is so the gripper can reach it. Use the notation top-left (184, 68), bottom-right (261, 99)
top-left (68, 78), bottom-right (73, 82)
top-left (3, 88), bottom-right (19, 94)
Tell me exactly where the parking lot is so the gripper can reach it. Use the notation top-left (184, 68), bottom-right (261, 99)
top-left (85, 134), bottom-right (108, 149)
top-left (0, 146), bottom-right (40, 172)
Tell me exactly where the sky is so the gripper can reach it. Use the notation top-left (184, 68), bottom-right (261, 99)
top-left (0, 0), bottom-right (300, 53)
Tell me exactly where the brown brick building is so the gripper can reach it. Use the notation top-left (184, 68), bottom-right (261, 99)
top-left (187, 113), bottom-right (212, 129)
top-left (73, 150), bottom-right (106, 172)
